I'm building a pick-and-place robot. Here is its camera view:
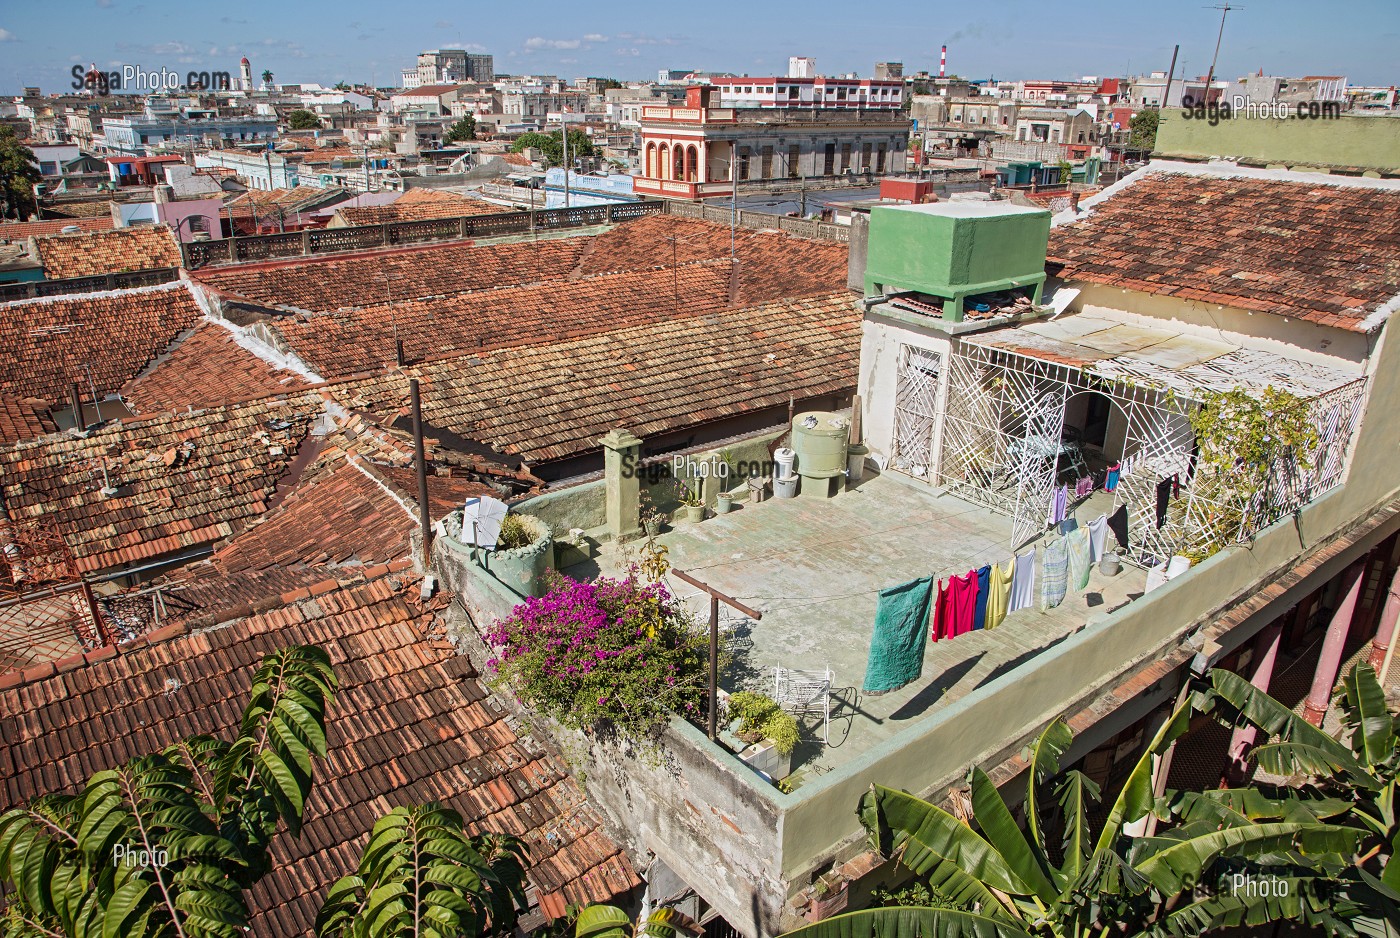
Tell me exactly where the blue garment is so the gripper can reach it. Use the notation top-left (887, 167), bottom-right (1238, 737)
top-left (1105, 464), bottom-right (1121, 491)
top-left (972, 565), bottom-right (991, 630)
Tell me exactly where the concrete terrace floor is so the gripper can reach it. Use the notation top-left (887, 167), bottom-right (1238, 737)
top-left (571, 471), bottom-right (1147, 787)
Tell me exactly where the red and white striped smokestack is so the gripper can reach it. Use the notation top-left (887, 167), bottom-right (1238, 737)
top-left (940, 45), bottom-right (947, 78)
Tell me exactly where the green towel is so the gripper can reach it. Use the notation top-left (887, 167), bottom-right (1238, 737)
top-left (1068, 527), bottom-right (1092, 592)
top-left (863, 576), bottom-right (934, 694)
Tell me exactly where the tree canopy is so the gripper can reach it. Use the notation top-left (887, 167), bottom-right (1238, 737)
top-left (445, 114), bottom-right (477, 143)
top-left (509, 130), bottom-right (598, 167)
top-left (1128, 108), bottom-right (1160, 152)
top-left (0, 125), bottom-right (40, 221)
top-left (287, 109), bottom-right (321, 130)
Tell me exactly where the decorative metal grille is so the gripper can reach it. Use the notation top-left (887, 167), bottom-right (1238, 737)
top-left (890, 346), bottom-right (942, 479)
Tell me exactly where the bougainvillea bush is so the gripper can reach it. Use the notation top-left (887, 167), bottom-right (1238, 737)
top-left (485, 572), bottom-right (708, 740)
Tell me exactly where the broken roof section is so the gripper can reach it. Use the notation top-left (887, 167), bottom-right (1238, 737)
top-left (0, 389), bottom-right (325, 574)
top-left (332, 187), bottom-right (507, 226)
top-left (0, 570), bottom-right (640, 932)
top-left (1048, 164), bottom-right (1400, 332)
top-left (32, 224), bottom-right (183, 279)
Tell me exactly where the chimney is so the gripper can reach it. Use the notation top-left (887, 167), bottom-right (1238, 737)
top-left (940, 46), bottom-right (947, 78)
top-left (154, 183), bottom-right (174, 204)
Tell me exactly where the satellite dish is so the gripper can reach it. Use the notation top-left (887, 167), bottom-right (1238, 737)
top-left (462, 496), bottom-right (509, 548)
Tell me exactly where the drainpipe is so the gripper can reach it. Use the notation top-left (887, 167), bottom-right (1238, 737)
top-left (1222, 620), bottom-right (1284, 786)
top-left (1367, 564), bottom-right (1400, 672)
top-left (1302, 561), bottom-right (1365, 726)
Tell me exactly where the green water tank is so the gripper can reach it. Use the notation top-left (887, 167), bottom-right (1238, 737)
top-left (790, 412), bottom-right (851, 479)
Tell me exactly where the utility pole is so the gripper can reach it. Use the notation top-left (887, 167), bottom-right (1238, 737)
top-left (1203, 4), bottom-right (1240, 103)
top-left (671, 569), bottom-right (763, 740)
top-left (730, 154), bottom-right (737, 261)
top-left (560, 118), bottom-right (570, 209)
top-left (409, 379), bottom-right (433, 569)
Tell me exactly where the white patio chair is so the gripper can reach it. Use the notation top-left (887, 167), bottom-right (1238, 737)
top-left (774, 665), bottom-right (834, 746)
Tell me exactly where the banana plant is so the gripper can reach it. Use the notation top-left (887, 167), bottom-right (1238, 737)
top-left (1200, 663), bottom-right (1400, 890)
top-left (573, 904), bottom-right (704, 938)
top-left (315, 805), bottom-right (527, 938)
top-left (0, 645), bottom-right (338, 938)
top-left (778, 704), bottom-right (1370, 938)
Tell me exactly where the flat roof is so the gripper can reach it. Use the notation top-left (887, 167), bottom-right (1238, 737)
top-left (578, 472), bottom-right (1145, 782)
top-left (876, 200), bottom-right (1047, 218)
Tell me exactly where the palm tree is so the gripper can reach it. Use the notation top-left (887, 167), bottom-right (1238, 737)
top-left (778, 706), bottom-right (1371, 938)
top-left (261, 69), bottom-right (274, 89)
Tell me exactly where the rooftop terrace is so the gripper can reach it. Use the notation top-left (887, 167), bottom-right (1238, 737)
top-left (573, 470), bottom-right (1145, 782)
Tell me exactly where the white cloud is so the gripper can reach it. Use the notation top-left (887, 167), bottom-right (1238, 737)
top-left (615, 32), bottom-right (681, 46)
top-left (615, 47), bottom-right (641, 57)
top-left (582, 33), bottom-right (607, 42)
top-left (524, 37), bottom-right (581, 51)
top-left (96, 0), bottom-right (113, 7)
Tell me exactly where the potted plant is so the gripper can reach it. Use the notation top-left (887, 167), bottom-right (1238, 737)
top-left (715, 491), bottom-right (734, 514)
top-left (671, 478), bottom-right (705, 524)
top-left (639, 489), bottom-right (666, 537)
top-left (726, 691), bottom-right (799, 781)
top-left (479, 513), bottom-right (554, 598)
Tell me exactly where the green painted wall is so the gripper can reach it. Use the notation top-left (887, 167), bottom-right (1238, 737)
top-left (1154, 110), bottom-right (1400, 173)
top-left (863, 204), bottom-right (1051, 301)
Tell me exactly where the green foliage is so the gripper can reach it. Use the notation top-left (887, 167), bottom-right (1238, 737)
top-left (261, 70), bottom-right (274, 85)
top-left (870, 882), bottom-right (968, 911)
top-left (593, 79), bottom-right (623, 92)
top-left (315, 805), bottom-right (526, 938)
top-left (509, 130), bottom-right (598, 167)
top-left (574, 905), bottom-right (702, 938)
top-left (287, 110), bottom-right (321, 130)
top-left (1128, 108), bottom-right (1159, 151)
top-left (445, 115), bottom-right (477, 143)
top-left (831, 704), bottom-right (1374, 938)
top-left (726, 692), bottom-right (800, 756)
top-left (0, 125), bottom-right (40, 220)
top-left (1187, 386), bottom-right (1319, 559)
top-left (485, 574), bottom-right (709, 741)
top-left (0, 645), bottom-right (337, 938)
top-left (495, 514), bottom-right (536, 551)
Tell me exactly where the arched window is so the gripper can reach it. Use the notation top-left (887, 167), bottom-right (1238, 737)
top-left (673, 145), bottom-right (685, 181)
top-left (645, 142), bottom-right (657, 178)
top-left (659, 143), bottom-right (671, 180)
top-left (685, 145), bottom-right (698, 182)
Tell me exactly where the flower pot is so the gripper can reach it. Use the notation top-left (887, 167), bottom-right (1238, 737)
top-left (739, 738), bottom-right (792, 780)
top-left (715, 492), bottom-right (734, 514)
top-left (642, 517), bottom-right (663, 537)
top-left (480, 514), bottom-right (554, 598)
top-left (674, 504), bottom-right (704, 524)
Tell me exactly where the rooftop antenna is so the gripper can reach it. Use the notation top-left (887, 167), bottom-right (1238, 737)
top-left (1203, 4), bottom-right (1241, 100)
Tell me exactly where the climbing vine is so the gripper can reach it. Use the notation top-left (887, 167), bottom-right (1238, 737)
top-left (1185, 386), bottom-right (1318, 560)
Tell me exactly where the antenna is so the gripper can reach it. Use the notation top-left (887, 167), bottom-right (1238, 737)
top-left (1203, 4), bottom-right (1241, 99)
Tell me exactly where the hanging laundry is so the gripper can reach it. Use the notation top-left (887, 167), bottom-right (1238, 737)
top-left (1074, 475), bottom-right (1095, 499)
top-left (1067, 528), bottom-right (1093, 591)
top-left (1172, 473), bottom-right (1181, 498)
top-left (1087, 514), bottom-right (1109, 562)
top-left (930, 578), bottom-right (949, 642)
top-left (1058, 516), bottom-right (1079, 537)
top-left (1040, 540), bottom-right (1068, 610)
top-left (1107, 504), bottom-right (1130, 550)
top-left (1105, 462), bottom-right (1121, 492)
top-left (947, 570), bottom-right (979, 637)
top-left (1010, 549), bottom-right (1036, 612)
top-left (1156, 476), bottom-right (1173, 529)
top-left (972, 565), bottom-right (991, 630)
top-left (1047, 485), bottom-right (1069, 526)
top-left (985, 560), bottom-right (1013, 630)
top-left (863, 576), bottom-right (934, 694)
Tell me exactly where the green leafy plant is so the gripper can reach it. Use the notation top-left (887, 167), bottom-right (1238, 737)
top-left (445, 115), bottom-right (477, 143)
top-left (485, 574), bottom-right (709, 741)
top-left (509, 130), bottom-right (598, 167)
top-left (496, 514), bottom-right (535, 551)
top-left (779, 707), bottom-right (1371, 938)
top-left (287, 109), bottom-right (321, 130)
top-left (726, 691), bottom-right (799, 756)
top-left (573, 905), bottom-right (702, 938)
top-left (0, 125), bottom-right (40, 221)
top-left (870, 881), bottom-right (968, 911)
top-left (1128, 108), bottom-right (1159, 151)
top-left (316, 805), bottom-right (526, 938)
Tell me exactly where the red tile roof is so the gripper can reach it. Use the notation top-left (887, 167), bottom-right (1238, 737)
top-left (274, 262), bottom-right (736, 378)
top-left (192, 237), bottom-right (591, 312)
top-left (121, 320), bottom-right (310, 415)
top-left (0, 282), bottom-right (204, 407)
top-left (0, 390), bottom-right (325, 573)
top-left (33, 225), bottom-right (183, 278)
top-left (334, 188), bottom-right (508, 226)
top-left (0, 216), bottom-right (113, 241)
top-left (330, 289), bottom-right (860, 464)
top-left (1048, 171), bottom-right (1400, 332)
top-left (0, 571), bottom-right (640, 932)
top-left (0, 397), bottom-right (56, 446)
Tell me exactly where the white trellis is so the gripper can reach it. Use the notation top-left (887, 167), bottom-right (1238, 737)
top-left (889, 345), bottom-right (942, 479)
top-left (939, 336), bottom-right (1368, 563)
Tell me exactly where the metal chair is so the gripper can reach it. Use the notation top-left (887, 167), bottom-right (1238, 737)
top-left (773, 665), bottom-right (834, 745)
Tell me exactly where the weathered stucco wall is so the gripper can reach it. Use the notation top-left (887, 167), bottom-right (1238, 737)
top-left (1154, 110), bottom-right (1400, 174)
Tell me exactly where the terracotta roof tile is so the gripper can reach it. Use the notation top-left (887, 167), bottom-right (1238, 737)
top-left (334, 188), bottom-right (508, 226)
top-left (0, 390), bottom-right (324, 573)
top-left (1048, 172), bottom-right (1400, 331)
top-left (0, 397), bottom-right (57, 445)
top-left (330, 290), bottom-right (860, 464)
top-left (34, 225), bottom-right (183, 279)
top-left (121, 320), bottom-right (310, 415)
top-left (0, 217), bottom-right (113, 241)
top-left (0, 282), bottom-right (204, 407)
top-left (0, 574), bottom-right (640, 930)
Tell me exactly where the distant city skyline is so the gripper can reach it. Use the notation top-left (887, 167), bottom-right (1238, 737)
top-left (2, 0), bottom-right (1396, 95)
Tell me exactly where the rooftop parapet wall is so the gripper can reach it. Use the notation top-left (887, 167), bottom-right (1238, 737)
top-left (1154, 109), bottom-right (1400, 175)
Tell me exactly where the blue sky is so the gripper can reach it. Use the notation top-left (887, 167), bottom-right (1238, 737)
top-left (1, 0), bottom-right (1395, 95)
